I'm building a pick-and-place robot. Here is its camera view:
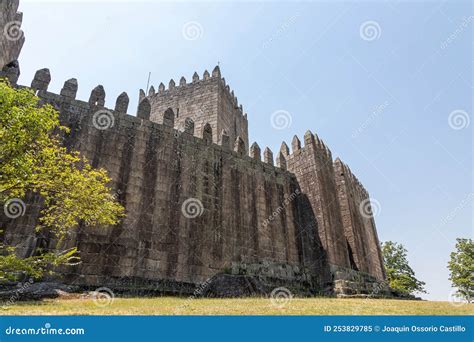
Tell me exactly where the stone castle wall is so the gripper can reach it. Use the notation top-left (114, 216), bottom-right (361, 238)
top-left (0, 0), bottom-right (24, 83)
top-left (334, 159), bottom-right (385, 281)
top-left (0, 70), bottom-right (331, 292)
top-left (148, 67), bottom-right (249, 151)
top-left (282, 133), bottom-right (351, 269)
top-left (0, 1), bottom-right (388, 295)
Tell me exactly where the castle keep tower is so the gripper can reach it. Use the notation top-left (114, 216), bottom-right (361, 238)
top-left (144, 66), bottom-right (249, 151)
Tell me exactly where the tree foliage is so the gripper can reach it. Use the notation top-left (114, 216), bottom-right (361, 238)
top-left (447, 238), bottom-right (473, 303)
top-left (0, 79), bottom-right (124, 281)
top-left (0, 241), bottom-right (79, 281)
top-left (381, 241), bottom-right (426, 295)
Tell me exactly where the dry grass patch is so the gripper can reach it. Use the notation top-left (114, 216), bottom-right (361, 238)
top-left (1, 297), bottom-right (472, 315)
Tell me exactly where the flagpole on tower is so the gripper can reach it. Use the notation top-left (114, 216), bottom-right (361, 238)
top-left (145, 72), bottom-right (151, 94)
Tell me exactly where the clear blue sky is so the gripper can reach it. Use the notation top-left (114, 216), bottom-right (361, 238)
top-left (18, 0), bottom-right (472, 301)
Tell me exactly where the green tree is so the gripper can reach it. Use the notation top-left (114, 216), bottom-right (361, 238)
top-left (381, 241), bottom-right (426, 295)
top-left (0, 79), bottom-right (124, 282)
top-left (447, 238), bottom-right (473, 303)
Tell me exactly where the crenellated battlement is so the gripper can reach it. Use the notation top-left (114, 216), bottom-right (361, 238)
top-left (142, 66), bottom-right (249, 151)
top-left (7, 66), bottom-right (286, 175)
top-left (274, 130), bottom-right (335, 171)
top-left (142, 66), bottom-right (246, 118)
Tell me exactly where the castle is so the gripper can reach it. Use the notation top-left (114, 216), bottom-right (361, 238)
top-left (0, 1), bottom-right (389, 297)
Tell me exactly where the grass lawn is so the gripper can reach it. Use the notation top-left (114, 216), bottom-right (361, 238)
top-left (1, 297), bottom-right (472, 315)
